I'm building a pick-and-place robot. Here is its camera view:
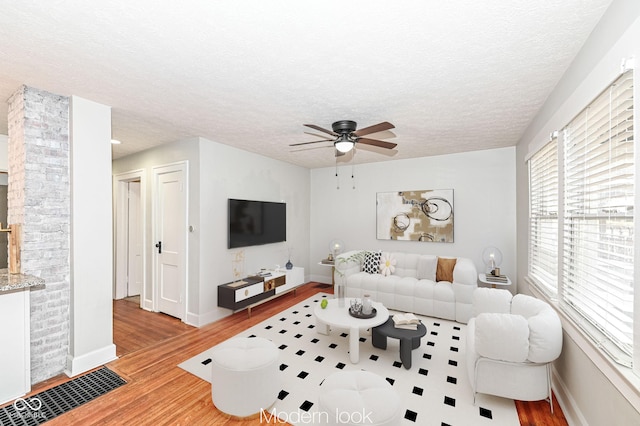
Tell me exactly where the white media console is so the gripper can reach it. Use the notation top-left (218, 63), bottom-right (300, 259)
top-left (218, 266), bottom-right (304, 317)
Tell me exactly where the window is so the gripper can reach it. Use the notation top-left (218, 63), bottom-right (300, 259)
top-left (528, 137), bottom-right (559, 297)
top-left (562, 70), bottom-right (635, 364)
top-left (528, 69), bottom-right (635, 368)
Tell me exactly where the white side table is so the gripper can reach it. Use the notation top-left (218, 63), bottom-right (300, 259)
top-left (318, 261), bottom-right (335, 287)
top-left (478, 273), bottom-right (512, 288)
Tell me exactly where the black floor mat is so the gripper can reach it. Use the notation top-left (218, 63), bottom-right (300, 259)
top-left (0, 366), bottom-right (126, 425)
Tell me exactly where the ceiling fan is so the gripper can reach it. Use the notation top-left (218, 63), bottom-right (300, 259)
top-left (290, 120), bottom-right (397, 155)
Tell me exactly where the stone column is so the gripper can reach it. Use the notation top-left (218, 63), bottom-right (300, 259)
top-left (7, 85), bottom-right (71, 384)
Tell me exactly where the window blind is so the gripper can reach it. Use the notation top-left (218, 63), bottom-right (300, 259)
top-left (529, 138), bottom-right (559, 297)
top-left (561, 70), bottom-right (634, 361)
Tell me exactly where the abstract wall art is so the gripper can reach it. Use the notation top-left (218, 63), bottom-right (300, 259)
top-left (376, 189), bottom-right (454, 242)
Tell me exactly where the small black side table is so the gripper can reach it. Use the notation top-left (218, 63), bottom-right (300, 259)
top-left (372, 316), bottom-right (427, 369)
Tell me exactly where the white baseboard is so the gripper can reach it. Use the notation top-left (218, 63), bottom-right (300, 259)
top-left (142, 298), bottom-right (154, 311)
top-left (186, 308), bottom-right (229, 328)
top-left (552, 366), bottom-right (587, 426)
top-left (65, 344), bottom-right (117, 377)
top-left (308, 273), bottom-right (331, 285)
top-left (184, 310), bottom-right (202, 327)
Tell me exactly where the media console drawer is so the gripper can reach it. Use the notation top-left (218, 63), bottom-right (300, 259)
top-left (218, 276), bottom-right (268, 310)
top-left (235, 282), bottom-right (263, 302)
top-left (264, 274), bottom-right (286, 291)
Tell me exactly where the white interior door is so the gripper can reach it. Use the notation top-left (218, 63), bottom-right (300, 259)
top-left (153, 163), bottom-right (187, 319)
top-left (127, 181), bottom-right (142, 296)
top-left (114, 170), bottom-right (146, 304)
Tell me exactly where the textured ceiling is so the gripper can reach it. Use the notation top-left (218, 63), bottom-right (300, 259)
top-left (0, 1), bottom-right (613, 169)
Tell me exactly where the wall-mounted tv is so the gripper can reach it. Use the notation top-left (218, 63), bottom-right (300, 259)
top-left (228, 198), bottom-right (286, 249)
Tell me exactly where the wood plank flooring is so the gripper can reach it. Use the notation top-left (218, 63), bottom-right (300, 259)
top-left (16, 282), bottom-right (568, 425)
top-left (112, 295), bottom-right (193, 357)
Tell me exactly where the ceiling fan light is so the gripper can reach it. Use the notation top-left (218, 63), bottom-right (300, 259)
top-left (335, 139), bottom-right (354, 153)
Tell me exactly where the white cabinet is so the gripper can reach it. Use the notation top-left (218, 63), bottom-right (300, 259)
top-left (0, 290), bottom-right (30, 404)
top-left (0, 271), bottom-right (44, 405)
top-left (277, 267), bottom-right (304, 294)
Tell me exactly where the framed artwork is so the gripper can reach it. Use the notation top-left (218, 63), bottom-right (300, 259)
top-left (376, 189), bottom-right (454, 242)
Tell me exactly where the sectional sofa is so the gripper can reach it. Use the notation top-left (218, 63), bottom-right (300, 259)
top-left (334, 250), bottom-right (478, 323)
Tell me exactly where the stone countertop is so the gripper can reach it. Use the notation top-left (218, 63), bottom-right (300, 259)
top-left (0, 269), bottom-right (45, 293)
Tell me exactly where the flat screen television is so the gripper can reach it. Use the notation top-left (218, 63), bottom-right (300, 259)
top-left (228, 198), bottom-right (286, 249)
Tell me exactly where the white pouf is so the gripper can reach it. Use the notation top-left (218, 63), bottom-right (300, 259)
top-left (318, 370), bottom-right (402, 426)
top-left (210, 336), bottom-right (280, 418)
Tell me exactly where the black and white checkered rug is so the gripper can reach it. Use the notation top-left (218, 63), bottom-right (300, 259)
top-left (179, 293), bottom-right (518, 425)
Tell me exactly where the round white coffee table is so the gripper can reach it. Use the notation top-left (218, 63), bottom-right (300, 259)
top-left (314, 298), bottom-right (389, 363)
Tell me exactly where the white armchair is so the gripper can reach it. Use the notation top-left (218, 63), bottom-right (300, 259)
top-left (466, 288), bottom-right (562, 412)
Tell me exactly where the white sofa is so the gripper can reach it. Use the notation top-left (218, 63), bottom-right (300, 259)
top-left (334, 250), bottom-right (478, 323)
top-left (466, 288), bottom-right (562, 411)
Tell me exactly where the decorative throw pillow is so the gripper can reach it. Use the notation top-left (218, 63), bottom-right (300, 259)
top-left (417, 255), bottom-right (438, 281)
top-left (436, 257), bottom-right (457, 282)
top-left (362, 251), bottom-right (382, 274)
top-left (380, 252), bottom-right (397, 276)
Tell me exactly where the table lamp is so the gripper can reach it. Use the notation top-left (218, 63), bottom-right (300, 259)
top-left (482, 246), bottom-right (503, 275)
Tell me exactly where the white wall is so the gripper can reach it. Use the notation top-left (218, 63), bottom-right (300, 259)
top-left (112, 138), bottom-right (201, 320)
top-left (516, 0), bottom-right (640, 423)
top-left (112, 137), bottom-right (311, 326)
top-left (309, 147), bottom-right (516, 286)
top-left (198, 139), bottom-right (310, 325)
top-left (66, 96), bottom-right (116, 375)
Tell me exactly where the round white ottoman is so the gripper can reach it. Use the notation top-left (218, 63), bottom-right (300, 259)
top-left (210, 337), bottom-right (280, 418)
top-left (318, 370), bottom-right (402, 426)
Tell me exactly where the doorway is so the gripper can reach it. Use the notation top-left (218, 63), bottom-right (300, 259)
top-left (114, 170), bottom-right (147, 308)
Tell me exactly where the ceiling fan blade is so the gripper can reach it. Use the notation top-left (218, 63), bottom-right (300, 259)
top-left (290, 145), bottom-right (333, 152)
top-left (356, 144), bottom-right (399, 156)
top-left (335, 150), bottom-right (346, 157)
top-left (336, 149), bottom-right (355, 164)
top-left (363, 130), bottom-right (396, 140)
top-left (353, 121), bottom-right (395, 137)
top-left (289, 139), bottom-right (333, 147)
top-left (304, 124), bottom-right (338, 137)
top-left (357, 137), bottom-right (397, 149)
top-left (304, 131), bottom-right (333, 139)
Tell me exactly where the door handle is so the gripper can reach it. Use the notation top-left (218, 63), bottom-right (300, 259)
top-left (155, 241), bottom-right (162, 254)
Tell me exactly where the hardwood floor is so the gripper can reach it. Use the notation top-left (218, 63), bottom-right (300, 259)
top-left (112, 295), bottom-right (193, 358)
top-left (17, 282), bottom-right (567, 425)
